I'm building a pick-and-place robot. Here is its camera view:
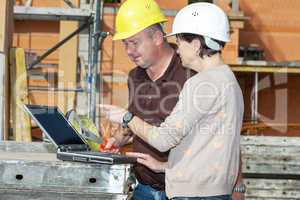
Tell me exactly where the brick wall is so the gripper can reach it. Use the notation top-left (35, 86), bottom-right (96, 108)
top-left (240, 0), bottom-right (300, 61)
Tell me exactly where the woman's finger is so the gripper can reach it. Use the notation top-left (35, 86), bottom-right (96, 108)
top-left (137, 157), bottom-right (149, 165)
top-left (126, 152), bottom-right (148, 159)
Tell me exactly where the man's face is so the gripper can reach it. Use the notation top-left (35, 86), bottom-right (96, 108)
top-left (122, 30), bottom-right (158, 69)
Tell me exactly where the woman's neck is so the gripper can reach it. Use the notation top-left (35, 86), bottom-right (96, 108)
top-left (189, 53), bottom-right (224, 72)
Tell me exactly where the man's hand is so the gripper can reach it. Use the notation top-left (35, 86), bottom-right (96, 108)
top-left (126, 152), bottom-right (167, 173)
top-left (100, 137), bottom-right (119, 153)
top-left (99, 104), bottom-right (127, 124)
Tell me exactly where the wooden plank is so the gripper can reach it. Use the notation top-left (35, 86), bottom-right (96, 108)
top-left (241, 136), bottom-right (300, 199)
top-left (0, 0), bottom-right (14, 140)
top-left (0, 54), bottom-right (6, 140)
top-left (57, 0), bottom-right (80, 113)
top-left (243, 145), bottom-right (300, 156)
top-left (241, 136), bottom-right (300, 175)
top-left (245, 179), bottom-right (300, 200)
top-left (242, 136), bottom-right (300, 146)
top-left (9, 48), bottom-right (31, 141)
top-left (231, 66), bottom-right (300, 73)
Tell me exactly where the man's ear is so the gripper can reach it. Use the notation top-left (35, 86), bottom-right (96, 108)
top-left (153, 30), bottom-right (164, 46)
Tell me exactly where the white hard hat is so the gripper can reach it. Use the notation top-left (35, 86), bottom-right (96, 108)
top-left (167, 3), bottom-right (230, 45)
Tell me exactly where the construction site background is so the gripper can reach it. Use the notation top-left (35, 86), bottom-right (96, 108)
top-left (1, 1), bottom-right (300, 199)
top-left (10, 0), bottom-right (300, 140)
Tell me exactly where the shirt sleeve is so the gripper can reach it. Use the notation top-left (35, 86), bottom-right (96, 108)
top-left (147, 79), bottom-right (221, 152)
top-left (127, 72), bottom-right (135, 136)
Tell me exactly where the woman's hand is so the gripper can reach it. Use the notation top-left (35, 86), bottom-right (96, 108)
top-left (126, 152), bottom-right (167, 173)
top-left (99, 104), bottom-right (127, 124)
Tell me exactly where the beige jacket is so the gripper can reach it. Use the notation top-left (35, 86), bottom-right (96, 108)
top-left (147, 65), bottom-right (244, 198)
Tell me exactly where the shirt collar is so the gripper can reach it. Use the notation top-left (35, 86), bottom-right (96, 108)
top-left (133, 44), bottom-right (181, 83)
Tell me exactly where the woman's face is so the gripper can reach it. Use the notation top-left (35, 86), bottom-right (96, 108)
top-left (175, 36), bottom-right (199, 68)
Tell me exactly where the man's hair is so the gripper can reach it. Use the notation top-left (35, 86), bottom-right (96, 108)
top-left (177, 33), bottom-right (225, 58)
top-left (145, 23), bottom-right (166, 38)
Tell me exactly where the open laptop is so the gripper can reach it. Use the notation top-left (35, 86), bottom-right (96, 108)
top-left (24, 104), bottom-right (136, 165)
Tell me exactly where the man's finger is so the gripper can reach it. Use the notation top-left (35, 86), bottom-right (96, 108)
top-left (98, 104), bottom-right (119, 111)
top-left (104, 137), bottom-right (116, 149)
top-left (98, 104), bottom-right (114, 108)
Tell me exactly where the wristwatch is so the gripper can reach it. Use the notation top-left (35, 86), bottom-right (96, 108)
top-left (122, 112), bottom-right (134, 128)
top-left (233, 183), bottom-right (246, 193)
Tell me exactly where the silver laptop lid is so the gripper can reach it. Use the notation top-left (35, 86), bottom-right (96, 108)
top-left (24, 104), bottom-right (88, 149)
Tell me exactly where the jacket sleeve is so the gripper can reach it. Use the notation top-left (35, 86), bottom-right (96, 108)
top-left (147, 79), bottom-right (220, 152)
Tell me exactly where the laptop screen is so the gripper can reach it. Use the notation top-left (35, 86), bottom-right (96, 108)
top-left (25, 105), bottom-right (85, 146)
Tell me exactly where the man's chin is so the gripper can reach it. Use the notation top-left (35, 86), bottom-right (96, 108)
top-left (132, 59), bottom-right (151, 69)
top-left (139, 64), bottom-right (150, 69)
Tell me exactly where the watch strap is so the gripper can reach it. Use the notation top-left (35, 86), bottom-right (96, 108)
top-left (233, 184), bottom-right (246, 193)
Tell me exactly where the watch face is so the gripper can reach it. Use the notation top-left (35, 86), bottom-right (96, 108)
top-left (123, 112), bottom-right (133, 122)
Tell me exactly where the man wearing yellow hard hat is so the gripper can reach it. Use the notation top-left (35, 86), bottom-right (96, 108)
top-left (103, 1), bottom-right (246, 200)
top-left (106, 0), bottom-right (196, 199)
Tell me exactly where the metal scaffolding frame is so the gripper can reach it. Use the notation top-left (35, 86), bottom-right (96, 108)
top-left (231, 61), bottom-right (300, 124)
top-left (13, 0), bottom-right (245, 126)
top-left (88, 0), bottom-right (107, 123)
top-left (13, 0), bottom-right (106, 124)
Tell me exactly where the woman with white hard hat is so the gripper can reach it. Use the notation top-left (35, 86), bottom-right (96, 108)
top-left (102, 3), bottom-right (244, 200)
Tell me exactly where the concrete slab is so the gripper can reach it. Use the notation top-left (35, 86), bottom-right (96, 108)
top-left (0, 188), bottom-right (127, 200)
top-left (0, 141), bottom-right (131, 199)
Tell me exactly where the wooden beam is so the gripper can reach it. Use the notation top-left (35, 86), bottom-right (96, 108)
top-left (0, 0), bottom-right (14, 140)
top-left (231, 65), bottom-right (300, 73)
top-left (57, 0), bottom-right (80, 114)
top-left (9, 48), bottom-right (31, 142)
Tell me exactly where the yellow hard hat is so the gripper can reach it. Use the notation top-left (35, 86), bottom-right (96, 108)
top-left (113, 0), bottom-right (167, 40)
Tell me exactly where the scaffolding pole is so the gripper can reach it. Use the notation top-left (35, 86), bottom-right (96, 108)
top-left (14, 2), bottom-right (107, 125)
top-left (88, 0), bottom-right (107, 124)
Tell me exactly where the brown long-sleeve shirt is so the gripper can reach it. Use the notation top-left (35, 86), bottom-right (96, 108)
top-left (127, 51), bottom-right (195, 190)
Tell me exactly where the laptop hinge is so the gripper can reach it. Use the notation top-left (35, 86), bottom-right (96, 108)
top-left (58, 144), bottom-right (90, 152)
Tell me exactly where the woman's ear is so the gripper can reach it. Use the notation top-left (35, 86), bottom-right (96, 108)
top-left (192, 38), bottom-right (201, 53)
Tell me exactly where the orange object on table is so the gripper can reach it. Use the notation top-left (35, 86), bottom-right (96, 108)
top-left (99, 137), bottom-right (118, 152)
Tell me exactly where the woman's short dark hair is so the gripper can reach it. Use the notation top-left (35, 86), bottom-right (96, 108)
top-left (177, 33), bottom-right (225, 58)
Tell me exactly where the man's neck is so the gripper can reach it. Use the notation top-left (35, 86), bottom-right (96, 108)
top-left (146, 45), bottom-right (174, 81)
